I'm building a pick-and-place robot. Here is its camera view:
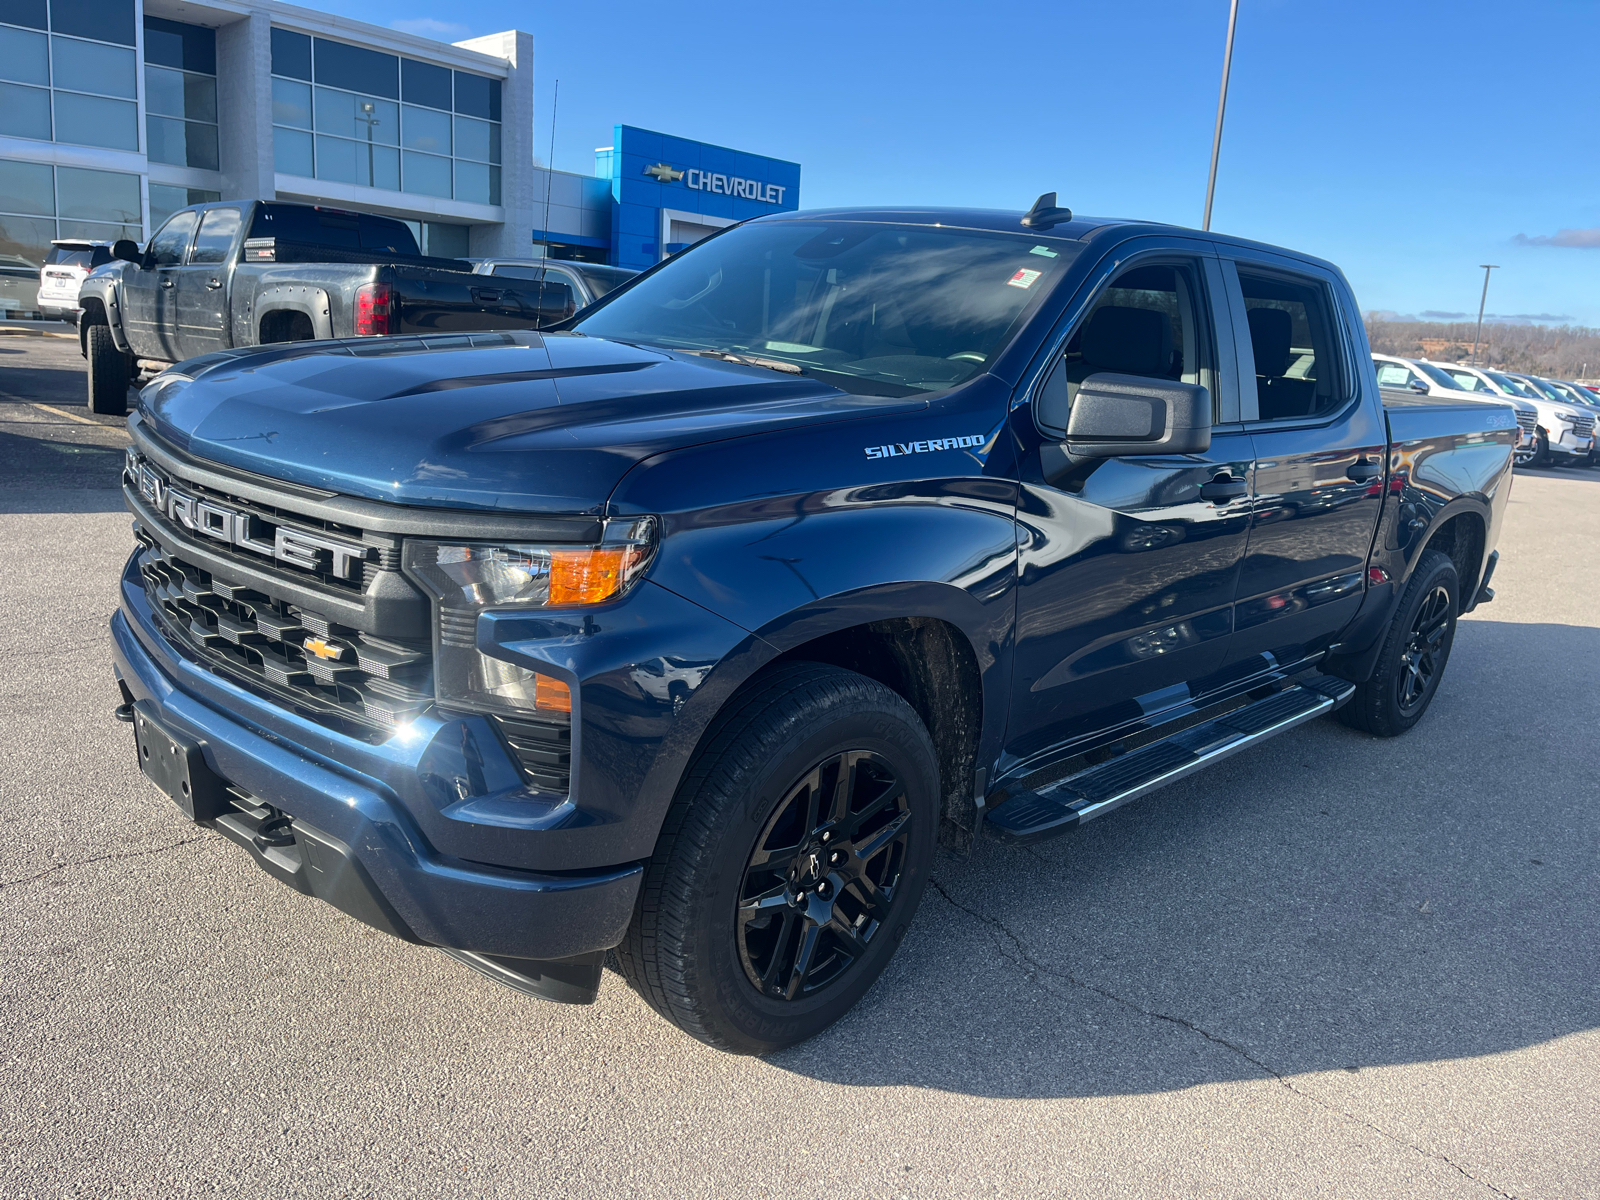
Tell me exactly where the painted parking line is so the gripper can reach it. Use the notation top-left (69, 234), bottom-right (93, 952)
top-left (27, 402), bottom-right (130, 435)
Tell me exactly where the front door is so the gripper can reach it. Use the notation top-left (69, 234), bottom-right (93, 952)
top-left (174, 206), bottom-right (241, 359)
top-left (1221, 254), bottom-right (1386, 672)
top-left (121, 210), bottom-right (197, 360)
top-left (1004, 248), bottom-right (1256, 771)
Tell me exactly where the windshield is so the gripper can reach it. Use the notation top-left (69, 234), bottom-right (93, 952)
top-left (1442, 368), bottom-right (1492, 392)
top-left (1521, 376), bottom-right (1568, 402)
top-left (1486, 371), bottom-right (1537, 398)
top-left (1414, 361), bottom-right (1464, 391)
top-left (1551, 382), bottom-right (1599, 406)
top-left (572, 219), bottom-right (1081, 395)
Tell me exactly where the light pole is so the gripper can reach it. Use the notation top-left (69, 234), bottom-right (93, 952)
top-left (1202, 0), bottom-right (1241, 232)
top-left (357, 101), bottom-right (380, 187)
top-left (1469, 264), bottom-right (1498, 366)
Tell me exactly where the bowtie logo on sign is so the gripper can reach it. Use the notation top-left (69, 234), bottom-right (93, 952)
top-left (641, 162), bottom-right (786, 205)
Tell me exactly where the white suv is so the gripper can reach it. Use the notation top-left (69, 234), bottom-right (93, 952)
top-left (1432, 362), bottom-right (1594, 467)
top-left (1373, 354), bottom-right (1538, 462)
top-left (36, 239), bottom-right (116, 322)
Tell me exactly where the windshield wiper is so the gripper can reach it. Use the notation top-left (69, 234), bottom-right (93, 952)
top-left (676, 348), bottom-right (803, 375)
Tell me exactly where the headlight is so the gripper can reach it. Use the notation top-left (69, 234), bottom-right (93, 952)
top-left (402, 517), bottom-right (657, 718)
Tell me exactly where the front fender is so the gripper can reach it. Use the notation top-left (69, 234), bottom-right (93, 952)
top-left (78, 275), bottom-right (131, 353)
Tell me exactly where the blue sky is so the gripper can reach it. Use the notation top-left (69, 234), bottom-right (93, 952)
top-left (342, 0), bottom-right (1600, 325)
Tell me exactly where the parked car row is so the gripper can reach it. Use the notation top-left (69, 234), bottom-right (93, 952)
top-left (54, 200), bottom-right (636, 414)
top-left (1372, 353), bottom-right (1598, 467)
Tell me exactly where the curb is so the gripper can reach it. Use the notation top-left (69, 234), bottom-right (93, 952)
top-left (0, 324), bottom-right (77, 339)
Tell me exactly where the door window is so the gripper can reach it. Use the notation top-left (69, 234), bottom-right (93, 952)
top-left (1237, 271), bottom-right (1346, 421)
top-left (1036, 262), bottom-right (1207, 437)
top-left (189, 207), bottom-right (241, 265)
top-left (146, 210), bottom-right (199, 266)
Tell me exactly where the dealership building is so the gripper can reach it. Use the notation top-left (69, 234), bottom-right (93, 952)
top-left (0, 0), bottom-right (801, 312)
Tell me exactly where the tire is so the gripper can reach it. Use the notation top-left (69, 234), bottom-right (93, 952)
top-left (615, 662), bottom-right (939, 1054)
top-left (85, 322), bottom-right (129, 416)
top-left (1337, 549), bottom-right (1459, 738)
top-left (1532, 430), bottom-right (1551, 467)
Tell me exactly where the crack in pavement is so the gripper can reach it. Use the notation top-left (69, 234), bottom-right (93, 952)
top-left (0, 833), bottom-right (217, 891)
top-left (926, 876), bottom-right (1518, 1200)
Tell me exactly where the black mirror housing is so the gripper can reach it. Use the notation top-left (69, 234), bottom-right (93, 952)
top-left (112, 238), bottom-right (142, 264)
top-left (1064, 372), bottom-right (1212, 458)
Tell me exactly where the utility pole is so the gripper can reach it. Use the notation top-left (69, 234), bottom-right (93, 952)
top-left (1469, 264), bottom-right (1498, 366)
top-left (1202, 0), bottom-right (1241, 232)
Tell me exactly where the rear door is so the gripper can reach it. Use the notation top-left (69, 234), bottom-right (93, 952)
top-left (174, 206), bottom-right (241, 358)
top-left (1220, 252), bottom-right (1386, 673)
top-left (1004, 241), bottom-right (1257, 767)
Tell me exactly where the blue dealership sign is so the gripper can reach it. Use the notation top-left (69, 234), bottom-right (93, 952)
top-left (605, 125), bottom-right (801, 271)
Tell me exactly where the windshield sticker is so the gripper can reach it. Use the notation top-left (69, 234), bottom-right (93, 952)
top-left (865, 435), bottom-right (986, 460)
top-left (1007, 268), bottom-right (1043, 290)
top-left (1029, 245), bottom-right (1059, 258)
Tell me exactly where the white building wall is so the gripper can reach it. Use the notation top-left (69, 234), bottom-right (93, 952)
top-left (214, 8), bottom-right (274, 203)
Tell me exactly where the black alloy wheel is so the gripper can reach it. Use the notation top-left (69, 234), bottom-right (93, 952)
top-left (736, 750), bottom-right (911, 1001)
top-left (1337, 548), bottom-right (1458, 737)
top-left (1397, 585), bottom-right (1452, 713)
top-left (615, 663), bottom-right (938, 1054)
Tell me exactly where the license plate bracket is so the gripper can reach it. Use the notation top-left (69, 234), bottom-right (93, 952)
top-left (132, 701), bottom-right (230, 821)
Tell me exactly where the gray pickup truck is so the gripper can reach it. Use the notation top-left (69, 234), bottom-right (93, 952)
top-left (76, 201), bottom-right (573, 415)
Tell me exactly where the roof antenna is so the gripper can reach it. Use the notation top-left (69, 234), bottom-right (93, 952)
top-left (1021, 192), bottom-right (1072, 230)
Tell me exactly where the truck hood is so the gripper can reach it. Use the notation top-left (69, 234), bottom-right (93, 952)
top-left (138, 331), bottom-right (926, 513)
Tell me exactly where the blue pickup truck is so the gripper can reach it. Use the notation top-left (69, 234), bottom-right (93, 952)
top-left (111, 200), bottom-right (1516, 1053)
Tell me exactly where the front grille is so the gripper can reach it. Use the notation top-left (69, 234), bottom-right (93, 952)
top-left (126, 427), bottom-right (579, 793)
top-left (136, 533), bottom-right (433, 739)
top-left (1570, 414), bottom-right (1595, 437)
top-left (1516, 411), bottom-right (1538, 432)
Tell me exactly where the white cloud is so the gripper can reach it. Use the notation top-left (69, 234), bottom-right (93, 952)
top-left (1513, 227), bottom-right (1600, 249)
top-left (389, 18), bottom-right (473, 40)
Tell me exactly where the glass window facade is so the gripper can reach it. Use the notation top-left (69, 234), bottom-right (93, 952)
top-left (144, 17), bottom-right (218, 172)
top-left (270, 28), bottom-right (500, 204)
top-left (0, 157), bottom-right (142, 278)
top-left (149, 183), bottom-right (220, 227)
top-left (0, 0), bottom-right (139, 150)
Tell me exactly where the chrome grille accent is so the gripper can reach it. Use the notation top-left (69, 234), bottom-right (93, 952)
top-left (1515, 411), bottom-right (1537, 432)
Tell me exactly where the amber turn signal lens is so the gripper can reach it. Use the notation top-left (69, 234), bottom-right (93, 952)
top-left (549, 546), bottom-right (646, 606)
top-left (535, 675), bottom-right (571, 713)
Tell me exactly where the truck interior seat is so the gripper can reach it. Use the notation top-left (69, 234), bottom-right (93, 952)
top-left (1248, 306), bottom-right (1316, 420)
top-left (1066, 305), bottom-right (1174, 400)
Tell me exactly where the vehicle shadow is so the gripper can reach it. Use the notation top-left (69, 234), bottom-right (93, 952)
top-left (770, 618), bottom-right (1600, 1097)
top-left (0, 364), bottom-right (97, 409)
top-left (0, 428), bottom-right (126, 497)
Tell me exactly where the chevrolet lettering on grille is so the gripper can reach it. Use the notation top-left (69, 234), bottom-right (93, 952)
top-left (127, 451), bottom-right (366, 581)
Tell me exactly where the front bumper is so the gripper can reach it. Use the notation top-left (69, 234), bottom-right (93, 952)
top-left (112, 581), bottom-right (643, 961)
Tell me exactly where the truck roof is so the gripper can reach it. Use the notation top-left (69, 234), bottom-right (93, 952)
top-left (753, 206), bottom-right (1345, 277)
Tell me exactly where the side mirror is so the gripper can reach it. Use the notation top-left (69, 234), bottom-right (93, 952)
top-left (1408, 378), bottom-right (1430, 394)
top-left (1064, 372), bottom-right (1212, 458)
top-left (112, 238), bottom-right (142, 265)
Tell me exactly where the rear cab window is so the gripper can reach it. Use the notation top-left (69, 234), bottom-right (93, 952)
top-left (1236, 270), bottom-right (1348, 422)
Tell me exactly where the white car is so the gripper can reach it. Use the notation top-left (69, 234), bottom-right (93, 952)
top-left (36, 239), bottom-right (116, 323)
top-left (1372, 354), bottom-right (1538, 462)
top-left (1431, 362), bottom-right (1594, 467)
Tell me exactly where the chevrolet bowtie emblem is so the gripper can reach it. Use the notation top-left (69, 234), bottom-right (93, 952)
top-left (303, 637), bottom-right (345, 661)
top-left (643, 162), bottom-right (684, 183)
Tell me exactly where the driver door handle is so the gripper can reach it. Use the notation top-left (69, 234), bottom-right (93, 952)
top-left (205, 278), bottom-right (222, 290)
top-left (1346, 458), bottom-right (1383, 482)
top-left (159, 278), bottom-right (175, 288)
top-left (1199, 472), bottom-right (1248, 502)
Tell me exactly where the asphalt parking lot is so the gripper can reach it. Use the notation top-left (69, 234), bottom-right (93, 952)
top-left (1, 333), bottom-right (1596, 1199)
